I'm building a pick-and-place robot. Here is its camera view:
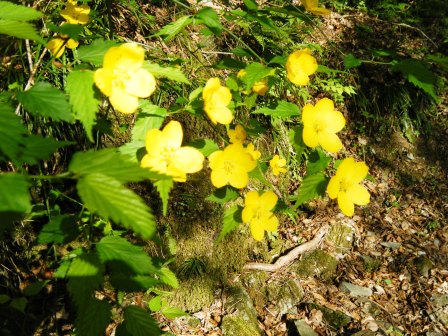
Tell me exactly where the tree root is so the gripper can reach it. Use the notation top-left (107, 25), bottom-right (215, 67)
top-left (243, 225), bottom-right (329, 272)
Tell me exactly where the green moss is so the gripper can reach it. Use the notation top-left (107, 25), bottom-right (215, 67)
top-left (326, 222), bottom-right (354, 254)
top-left (289, 250), bottom-right (338, 281)
top-left (240, 271), bottom-right (269, 307)
top-left (167, 276), bottom-right (215, 313)
top-left (308, 303), bottom-right (352, 329)
top-left (221, 316), bottom-right (262, 336)
top-left (266, 279), bottom-right (304, 315)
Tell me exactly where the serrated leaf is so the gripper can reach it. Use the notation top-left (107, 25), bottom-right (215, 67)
top-left (74, 299), bottom-right (111, 336)
top-left (0, 101), bottom-right (27, 162)
top-left (77, 39), bottom-right (120, 66)
top-left (69, 148), bottom-right (165, 183)
top-left (96, 236), bottom-right (159, 275)
top-left (19, 135), bottom-right (73, 165)
top-left (154, 178), bottom-right (173, 216)
top-left (289, 125), bottom-right (306, 165)
top-left (48, 23), bottom-right (84, 39)
top-left (118, 140), bottom-right (145, 163)
top-left (246, 12), bottom-right (287, 37)
top-left (187, 139), bottom-right (219, 156)
top-left (109, 272), bottom-right (159, 292)
top-left (294, 173), bottom-right (329, 208)
top-left (17, 82), bottom-right (74, 122)
top-left (154, 15), bottom-right (192, 42)
top-left (196, 7), bottom-right (223, 35)
top-left (344, 53), bottom-right (363, 69)
top-left (0, 2), bottom-right (43, 21)
top-left (148, 296), bottom-right (162, 312)
top-left (142, 62), bottom-right (190, 84)
top-left (161, 306), bottom-right (188, 319)
top-left (37, 215), bottom-right (80, 244)
top-left (306, 149), bottom-right (331, 175)
top-left (132, 102), bottom-right (167, 141)
top-left (0, 173), bottom-right (31, 214)
top-left (243, 0), bottom-right (258, 10)
top-left (216, 205), bottom-right (242, 243)
top-left (393, 59), bottom-right (439, 101)
top-left (66, 70), bottom-right (100, 141)
top-left (242, 62), bottom-right (274, 90)
top-left (159, 267), bottom-right (178, 288)
top-left (0, 19), bottom-right (43, 42)
top-left (206, 186), bottom-right (239, 204)
top-left (23, 280), bottom-right (49, 297)
top-left (77, 173), bottom-right (157, 239)
top-left (254, 100), bottom-right (300, 118)
top-left (122, 306), bottom-right (162, 336)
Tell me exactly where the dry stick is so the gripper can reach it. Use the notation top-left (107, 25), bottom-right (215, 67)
top-left (244, 224), bottom-right (329, 272)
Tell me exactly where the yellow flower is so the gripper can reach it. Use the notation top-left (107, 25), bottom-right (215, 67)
top-left (209, 143), bottom-right (257, 189)
top-left (327, 158), bottom-right (370, 217)
top-left (227, 124), bottom-right (247, 144)
top-left (237, 70), bottom-right (269, 95)
top-left (302, 98), bottom-right (345, 153)
top-left (140, 120), bottom-right (204, 182)
top-left (301, 0), bottom-right (331, 16)
top-left (252, 79), bottom-right (269, 96)
top-left (47, 36), bottom-right (79, 58)
top-left (242, 190), bottom-right (279, 241)
top-left (94, 43), bottom-right (156, 114)
top-left (60, 0), bottom-right (90, 25)
top-left (269, 155), bottom-right (287, 176)
top-left (203, 78), bottom-right (233, 125)
top-left (285, 49), bottom-right (318, 86)
top-left (246, 143), bottom-right (261, 160)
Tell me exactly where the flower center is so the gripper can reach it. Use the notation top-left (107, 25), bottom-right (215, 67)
top-left (113, 65), bottom-right (132, 90)
top-left (313, 119), bottom-right (326, 133)
top-left (160, 145), bottom-right (176, 166)
top-left (223, 160), bottom-right (235, 175)
top-left (340, 177), bottom-right (352, 193)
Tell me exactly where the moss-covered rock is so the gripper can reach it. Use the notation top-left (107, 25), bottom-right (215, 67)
top-left (221, 316), bottom-right (262, 336)
top-left (289, 250), bottom-right (338, 281)
top-left (307, 303), bottom-right (352, 329)
top-left (326, 222), bottom-right (355, 254)
top-left (266, 279), bottom-right (304, 315)
top-left (240, 270), bottom-right (269, 307)
top-left (167, 276), bottom-right (215, 312)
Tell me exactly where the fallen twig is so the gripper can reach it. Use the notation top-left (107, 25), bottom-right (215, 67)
top-left (243, 225), bottom-right (329, 272)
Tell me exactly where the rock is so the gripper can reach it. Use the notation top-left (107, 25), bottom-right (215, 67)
top-left (222, 286), bottom-right (262, 336)
top-left (289, 250), bottom-right (338, 281)
top-left (266, 279), bottom-right (304, 315)
top-left (414, 256), bottom-right (434, 277)
top-left (307, 303), bottom-right (351, 329)
top-left (351, 331), bottom-right (379, 336)
top-left (287, 319), bottom-right (318, 336)
top-left (340, 281), bottom-right (372, 297)
top-left (240, 271), bottom-right (269, 307)
top-left (430, 294), bottom-right (448, 328)
top-left (326, 222), bottom-right (355, 254)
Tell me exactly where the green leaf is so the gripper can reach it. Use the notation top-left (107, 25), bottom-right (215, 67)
top-left (245, 12), bottom-right (287, 37)
top-left (122, 306), bottom-right (162, 336)
top-left (118, 140), bottom-right (145, 163)
top-left (243, 0), bottom-right (258, 10)
top-left (74, 299), bottom-right (111, 336)
top-left (17, 82), bottom-right (74, 122)
top-left (10, 297), bottom-right (27, 313)
top-left (306, 149), bottom-right (331, 175)
top-left (96, 236), bottom-right (160, 275)
top-left (0, 173), bottom-right (31, 219)
top-left (161, 306), bottom-right (188, 319)
top-left (254, 100), bottom-right (300, 118)
top-left (23, 280), bottom-right (49, 297)
top-left (294, 173), bottom-right (329, 208)
top-left (206, 186), bottom-right (239, 204)
top-left (142, 62), bottom-right (190, 84)
top-left (148, 296), bottom-right (162, 312)
top-left (343, 53), bottom-right (363, 69)
top-left (37, 215), bottom-right (80, 244)
top-left (48, 23), bottom-right (84, 39)
top-left (66, 70), bottom-right (100, 141)
top-left (196, 7), bottom-right (223, 35)
top-left (77, 173), bottom-right (157, 239)
top-left (0, 101), bottom-right (28, 163)
top-left (154, 15), bottom-right (192, 42)
top-left (289, 125), bottom-right (306, 165)
top-left (19, 135), bottom-right (73, 165)
top-left (77, 39), bottom-right (120, 66)
top-left (187, 139), bottom-right (219, 156)
top-left (132, 102), bottom-right (167, 141)
top-left (159, 267), bottom-right (178, 288)
top-left (69, 148), bottom-right (165, 183)
top-left (0, 19), bottom-right (43, 42)
top-left (216, 205), bottom-right (243, 243)
top-left (393, 59), bottom-right (439, 101)
top-left (109, 273), bottom-right (159, 292)
top-left (154, 178), bottom-right (174, 216)
top-left (0, 2), bottom-right (43, 21)
top-left (242, 62), bottom-right (274, 90)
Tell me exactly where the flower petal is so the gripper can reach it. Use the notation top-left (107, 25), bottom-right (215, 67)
top-left (47, 38), bottom-right (65, 58)
top-left (318, 132), bottom-right (343, 153)
top-left (250, 219), bottom-right (265, 241)
top-left (66, 39), bottom-right (79, 49)
top-left (145, 128), bottom-right (163, 153)
top-left (347, 184), bottom-right (370, 205)
top-left (299, 52), bottom-right (318, 75)
top-left (242, 206), bottom-right (253, 223)
top-left (208, 150), bottom-right (223, 170)
top-left (172, 147), bottom-right (205, 174)
top-left (349, 161), bottom-right (369, 183)
top-left (229, 166), bottom-right (249, 189)
top-left (302, 104), bottom-right (315, 125)
top-left (211, 106), bottom-right (234, 125)
top-left (336, 157), bottom-right (355, 177)
top-left (315, 97), bottom-right (334, 113)
top-left (125, 68), bottom-right (156, 98)
top-left (326, 175), bottom-right (340, 199)
top-left (161, 120), bottom-right (183, 149)
top-left (338, 192), bottom-right (355, 217)
top-left (259, 191), bottom-right (278, 211)
top-left (244, 191), bottom-right (259, 207)
top-left (287, 71), bottom-right (310, 86)
top-left (210, 168), bottom-right (229, 188)
top-left (324, 110), bottom-right (346, 133)
top-left (109, 89), bottom-right (139, 114)
top-left (94, 68), bottom-right (114, 97)
top-left (264, 214), bottom-right (279, 232)
top-left (302, 126), bottom-right (319, 148)
top-left (104, 43), bottom-right (144, 71)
